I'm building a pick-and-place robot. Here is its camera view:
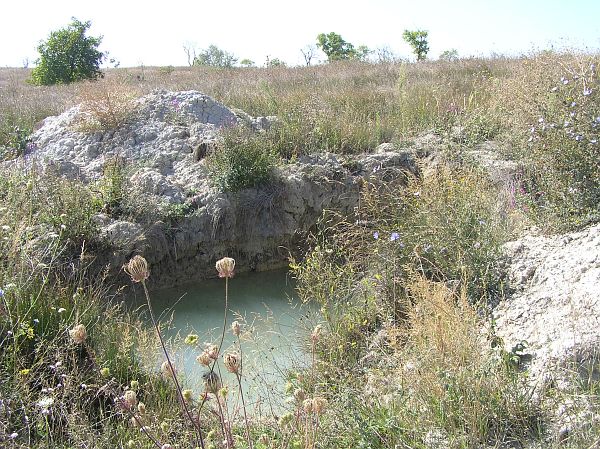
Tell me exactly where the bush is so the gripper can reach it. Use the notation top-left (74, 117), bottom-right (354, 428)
top-left (30, 18), bottom-right (104, 86)
top-left (207, 127), bottom-right (278, 192)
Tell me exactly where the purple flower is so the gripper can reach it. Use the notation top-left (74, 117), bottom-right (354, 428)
top-left (390, 232), bottom-right (400, 242)
top-left (561, 77), bottom-right (569, 85)
top-left (591, 139), bottom-right (598, 144)
top-left (583, 88), bottom-right (593, 96)
top-left (575, 135), bottom-right (583, 142)
top-left (373, 231), bottom-right (379, 240)
top-left (0, 288), bottom-right (4, 297)
top-left (570, 102), bottom-right (577, 108)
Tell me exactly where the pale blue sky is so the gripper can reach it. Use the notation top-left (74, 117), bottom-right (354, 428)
top-left (1, 0), bottom-right (599, 67)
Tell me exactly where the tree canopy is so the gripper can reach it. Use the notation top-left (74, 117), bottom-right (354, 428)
top-left (403, 30), bottom-right (429, 61)
top-left (30, 18), bottom-right (104, 85)
top-left (316, 32), bottom-right (369, 62)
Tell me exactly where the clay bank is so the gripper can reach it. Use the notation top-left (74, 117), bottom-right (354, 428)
top-left (26, 90), bottom-right (418, 288)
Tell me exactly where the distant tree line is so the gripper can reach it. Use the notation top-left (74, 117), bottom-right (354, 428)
top-left (30, 18), bottom-right (456, 86)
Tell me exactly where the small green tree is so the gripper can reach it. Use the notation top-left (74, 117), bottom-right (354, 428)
top-left (30, 18), bottom-right (104, 85)
top-left (317, 32), bottom-right (358, 61)
top-left (403, 30), bottom-right (429, 61)
top-left (239, 58), bottom-right (255, 67)
top-left (439, 49), bottom-right (459, 62)
top-left (193, 45), bottom-right (237, 68)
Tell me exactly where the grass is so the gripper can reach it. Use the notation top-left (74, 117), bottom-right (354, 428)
top-left (1, 51), bottom-right (599, 447)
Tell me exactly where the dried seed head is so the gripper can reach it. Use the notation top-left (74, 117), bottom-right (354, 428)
top-left (231, 320), bottom-right (241, 336)
top-left (69, 324), bottom-right (87, 344)
top-left (124, 255), bottom-right (150, 283)
top-left (224, 352), bottom-right (241, 374)
top-left (137, 402), bottom-right (146, 414)
top-left (313, 396), bottom-right (328, 414)
top-left (311, 324), bottom-right (322, 342)
top-left (160, 361), bottom-right (176, 378)
top-left (302, 398), bottom-right (314, 414)
top-left (196, 351), bottom-right (212, 366)
top-left (206, 344), bottom-right (219, 360)
top-left (215, 257), bottom-right (235, 278)
top-left (161, 444), bottom-right (173, 449)
top-left (203, 371), bottom-right (221, 394)
top-left (293, 388), bottom-right (306, 403)
top-left (124, 390), bottom-right (137, 408)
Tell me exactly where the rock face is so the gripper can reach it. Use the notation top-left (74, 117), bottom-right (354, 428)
top-left (494, 224), bottom-right (600, 383)
top-left (494, 224), bottom-right (600, 440)
top-left (28, 90), bottom-right (418, 288)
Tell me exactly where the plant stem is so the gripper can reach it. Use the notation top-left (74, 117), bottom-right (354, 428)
top-left (236, 372), bottom-right (253, 449)
top-left (141, 280), bottom-right (205, 449)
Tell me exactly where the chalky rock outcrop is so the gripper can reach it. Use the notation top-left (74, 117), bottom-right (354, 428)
top-left (29, 90), bottom-right (417, 287)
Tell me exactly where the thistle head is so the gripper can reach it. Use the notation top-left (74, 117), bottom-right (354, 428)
top-left (216, 257), bottom-right (235, 278)
top-left (124, 255), bottom-right (150, 283)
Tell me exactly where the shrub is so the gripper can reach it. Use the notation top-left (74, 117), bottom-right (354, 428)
top-left (75, 79), bottom-right (138, 131)
top-left (207, 127), bottom-right (278, 192)
top-left (30, 18), bottom-right (104, 86)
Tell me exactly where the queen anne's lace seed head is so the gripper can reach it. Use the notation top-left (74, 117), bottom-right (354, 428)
top-left (216, 257), bottom-right (235, 278)
top-left (124, 255), bottom-right (150, 283)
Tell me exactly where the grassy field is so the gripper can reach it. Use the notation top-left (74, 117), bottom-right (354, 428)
top-left (1, 51), bottom-right (599, 447)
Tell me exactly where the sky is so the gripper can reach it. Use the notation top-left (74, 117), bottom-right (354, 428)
top-left (1, 0), bottom-right (599, 68)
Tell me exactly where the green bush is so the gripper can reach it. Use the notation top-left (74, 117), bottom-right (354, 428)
top-left (207, 127), bottom-right (278, 192)
top-left (30, 18), bottom-right (104, 86)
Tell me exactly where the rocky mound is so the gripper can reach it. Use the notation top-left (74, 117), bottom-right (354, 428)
top-left (27, 90), bottom-right (418, 288)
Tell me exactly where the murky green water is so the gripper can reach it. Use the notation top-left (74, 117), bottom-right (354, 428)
top-left (130, 270), bottom-right (313, 412)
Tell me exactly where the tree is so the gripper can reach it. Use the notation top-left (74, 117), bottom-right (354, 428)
top-left (30, 18), bottom-right (104, 85)
top-left (300, 45), bottom-right (317, 66)
top-left (265, 57), bottom-right (286, 68)
top-left (239, 59), bottom-right (255, 67)
top-left (439, 49), bottom-right (459, 62)
top-left (403, 30), bottom-right (429, 61)
top-left (193, 45), bottom-right (237, 68)
top-left (316, 32), bottom-right (359, 61)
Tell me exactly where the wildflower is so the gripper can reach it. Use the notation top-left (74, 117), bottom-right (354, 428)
top-left (196, 351), bottom-right (212, 366)
top-left (575, 135), bottom-right (583, 142)
top-left (80, 383), bottom-right (87, 389)
top-left (583, 88), bottom-right (593, 96)
top-left (390, 232), bottom-right (400, 242)
top-left (550, 86), bottom-right (558, 92)
top-left (9, 432), bottom-right (18, 439)
top-left (591, 139), bottom-right (598, 144)
top-left (224, 352), bottom-right (241, 374)
top-left (69, 324), bottom-right (87, 344)
top-left (124, 390), bottom-right (137, 408)
top-left (215, 257), bottom-right (235, 278)
top-left (313, 396), bottom-right (328, 414)
top-left (302, 398), bottom-right (314, 413)
top-left (570, 101), bottom-right (577, 108)
top-left (231, 320), bottom-right (241, 336)
top-left (538, 117), bottom-right (544, 123)
top-left (0, 288), bottom-right (4, 297)
top-left (182, 389), bottom-right (194, 402)
top-left (162, 444), bottom-right (173, 449)
top-left (561, 77), bottom-right (569, 85)
top-left (137, 402), bottom-right (146, 414)
top-left (218, 386), bottom-right (228, 398)
top-left (184, 334), bottom-right (199, 345)
top-left (57, 307), bottom-right (66, 314)
top-left (130, 380), bottom-right (139, 390)
top-left (373, 231), bottom-right (379, 240)
top-left (124, 255), bottom-right (150, 283)
top-left (37, 396), bottom-right (54, 415)
top-left (33, 319), bottom-right (39, 325)
top-left (100, 367), bottom-right (110, 378)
